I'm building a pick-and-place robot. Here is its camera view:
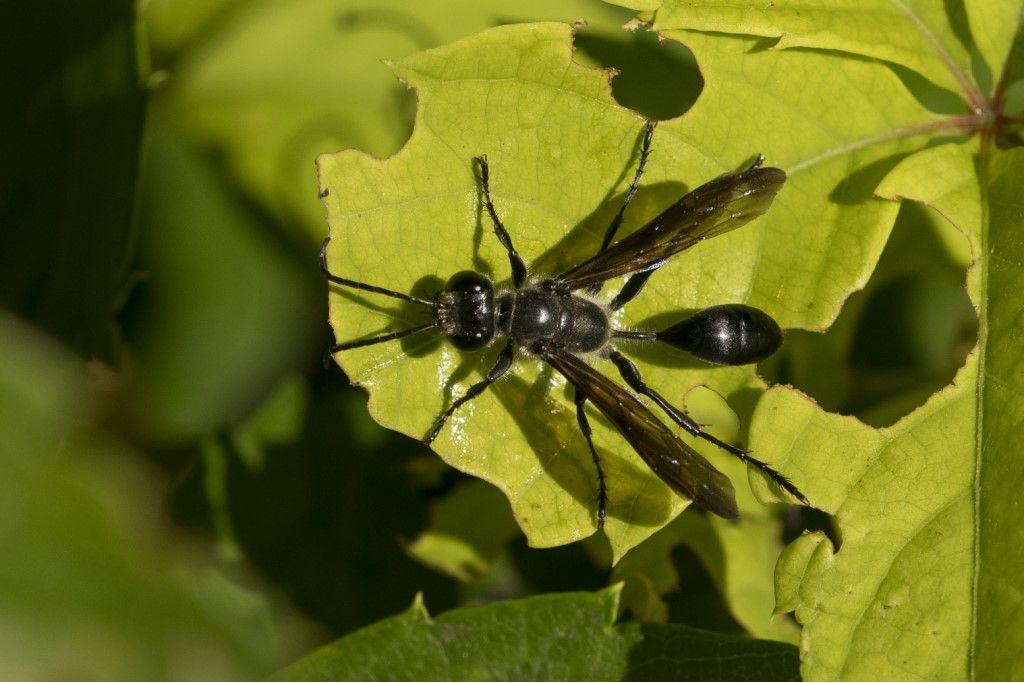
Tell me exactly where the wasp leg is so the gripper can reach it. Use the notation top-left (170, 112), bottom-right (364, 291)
top-left (609, 269), bottom-right (656, 310)
top-left (608, 349), bottom-right (808, 504)
top-left (606, 151), bottom-right (767, 310)
top-left (424, 340), bottom-right (515, 445)
top-left (475, 156), bottom-right (528, 289)
top-left (573, 390), bottom-right (608, 529)
top-left (330, 323), bottom-right (435, 352)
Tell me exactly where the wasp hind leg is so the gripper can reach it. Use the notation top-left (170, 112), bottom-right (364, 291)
top-left (573, 389), bottom-right (608, 529)
top-left (608, 349), bottom-right (808, 504)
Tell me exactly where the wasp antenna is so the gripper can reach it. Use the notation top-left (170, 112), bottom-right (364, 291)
top-left (320, 237), bottom-right (434, 307)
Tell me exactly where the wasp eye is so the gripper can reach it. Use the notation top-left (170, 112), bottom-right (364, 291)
top-left (447, 271), bottom-right (491, 295)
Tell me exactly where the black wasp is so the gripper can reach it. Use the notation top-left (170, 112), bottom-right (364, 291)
top-left (321, 122), bottom-right (808, 527)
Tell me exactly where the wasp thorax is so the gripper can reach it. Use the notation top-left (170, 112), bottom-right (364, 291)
top-left (437, 271), bottom-right (495, 350)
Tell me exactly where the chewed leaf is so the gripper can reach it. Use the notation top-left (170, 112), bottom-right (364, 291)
top-left (639, 0), bottom-right (976, 93)
top-left (316, 10), bottom-right (971, 559)
top-left (749, 143), bottom-right (1024, 679)
top-left (755, 360), bottom-right (976, 679)
top-left (320, 22), bottom-right (787, 557)
top-left (320, 24), bottom-right (695, 558)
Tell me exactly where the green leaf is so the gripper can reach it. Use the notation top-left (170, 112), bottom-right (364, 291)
top-left (0, 310), bottom-right (315, 679)
top-left (759, 362), bottom-right (976, 678)
top-left (615, 511), bottom-right (798, 643)
top-left (406, 479), bottom-right (521, 582)
top-left (620, 621), bottom-right (799, 681)
top-left (965, 1), bottom-right (1024, 84)
top-left (608, 0), bottom-right (1023, 100)
top-left (321, 4), bottom-right (1022, 626)
top-left (652, 31), bottom-right (934, 332)
top-left (276, 587), bottom-right (800, 680)
top-left (319, 4), bottom-right (947, 557)
top-left (613, 1), bottom-right (1024, 677)
top-left (612, 389), bottom-right (798, 642)
top-left (753, 144), bottom-right (1023, 679)
top-left (760, 143), bottom-right (976, 427)
top-left (321, 23), bottom-right (678, 558)
top-left (230, 373), bottom-right (310, 469)
top-left (639, 0), bottom-right (976, 94)
top-left (277, 589), bottom-right (624, 680)
top-left (972, 148), bottom-right (1024, 679)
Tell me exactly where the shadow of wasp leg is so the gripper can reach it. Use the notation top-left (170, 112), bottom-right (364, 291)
top-left (573, 389), bottom-right (608, 529)
top-left (424, 340), bottom-right (515, 445)
top-left (608, 350), bottom-right (808, 503)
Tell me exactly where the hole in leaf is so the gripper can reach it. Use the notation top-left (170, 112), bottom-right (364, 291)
top-left (662, 544), bottom-right (745, 634)
top-left (508, 536), bottom-right (610, 593)
top-left (574, 26), bottom-right (703, 121)
top-left (781, 505), bottom-right (842, 552)
top-left (760, 201), bottom-right (977, 428)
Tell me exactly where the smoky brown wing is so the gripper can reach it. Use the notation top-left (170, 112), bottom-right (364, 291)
top-left (555, 166), bottom-right (786, 291)
top-left (544, 350), bottom-right (739, 520)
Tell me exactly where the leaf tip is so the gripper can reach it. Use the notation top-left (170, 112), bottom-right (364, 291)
top-left (599, 582), bottom-right (625, 625)
top-left (407, 592), bottom-right (433, 623)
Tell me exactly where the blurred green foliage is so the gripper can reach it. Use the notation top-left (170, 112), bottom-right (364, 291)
top-left (0, 0), bottom-right (987, 678)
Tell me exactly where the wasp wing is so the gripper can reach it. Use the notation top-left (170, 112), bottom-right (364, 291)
top-left (555, 166), bottom-right (786, 291)
top-left (544, 350), bottom-right (739, 520)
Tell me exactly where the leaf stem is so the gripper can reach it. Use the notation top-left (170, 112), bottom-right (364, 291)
top-left (889, 0), bottom-right (989, 115)
top-left (787, 118), bottom-right (966, 176)
top-left (968, 125), bottom-right (993, 683)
